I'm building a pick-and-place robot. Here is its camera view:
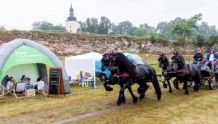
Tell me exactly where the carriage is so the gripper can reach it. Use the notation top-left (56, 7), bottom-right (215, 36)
top-left (198, 59), bottom-right (218, 90)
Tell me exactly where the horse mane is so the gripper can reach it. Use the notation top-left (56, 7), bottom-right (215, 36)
top-left (158, 54), bottom-right (170, 69)
top-left (113, 52), bottom-right (136, 76)
top-left (163, 54), bottom-right (170, 69)
top-left (173, 54), bottom-right (185, 69)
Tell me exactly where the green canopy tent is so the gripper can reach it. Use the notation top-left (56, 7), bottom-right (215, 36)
top-left (0, 39), bottom-right (70, 93)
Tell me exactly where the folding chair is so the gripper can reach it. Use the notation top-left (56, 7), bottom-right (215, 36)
top-left (0, 75), bottom-right (15, 97)
top-left (14, 82), bottom-right (26, 98)
top-left (72, 74), bottom-right (79, 84)
top-left (36, 81), bottom-right (46, 95)
top-left (43, 83), bottom-right (49, 93)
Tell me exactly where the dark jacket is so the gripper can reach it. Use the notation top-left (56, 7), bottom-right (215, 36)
top-left (193, 53), bottom-right (204, 61)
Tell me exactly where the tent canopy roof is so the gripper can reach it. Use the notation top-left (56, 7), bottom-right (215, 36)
top-left (0, 39), bottom-right (68, 81)
top-left (66, 52), bottom-right (102, 60)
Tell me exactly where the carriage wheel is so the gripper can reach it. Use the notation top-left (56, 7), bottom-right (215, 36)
top-left (187, 81), bottom-right (193, 87)
top-left (209, 74), bottom-right (218, 90)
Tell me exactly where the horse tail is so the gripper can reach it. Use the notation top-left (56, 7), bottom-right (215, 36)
top-left (151, 68), bottom-right (162, 100)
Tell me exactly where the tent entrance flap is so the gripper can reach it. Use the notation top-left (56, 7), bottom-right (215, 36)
top-left (4, 64), bottom-right (39, 83)
top-left (3, 63), bottom-right (49, 84)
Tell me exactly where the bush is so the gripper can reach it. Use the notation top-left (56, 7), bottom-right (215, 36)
top-left (173, 37), bottom-right (186, 46)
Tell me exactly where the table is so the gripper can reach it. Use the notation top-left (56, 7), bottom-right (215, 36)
top-left (26, 89), bottom-right (36, 97)
top-left (84, 79), bottom-right (94, 87)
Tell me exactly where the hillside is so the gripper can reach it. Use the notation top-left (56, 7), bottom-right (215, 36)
top-left (0, 30), bottom-right (211, 56)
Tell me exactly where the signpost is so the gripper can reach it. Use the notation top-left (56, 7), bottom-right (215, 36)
top-left (48, 67), bottom-right (65, 98)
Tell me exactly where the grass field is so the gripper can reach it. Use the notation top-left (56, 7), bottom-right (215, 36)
top-left (1, 54), bottom-right (218, 124)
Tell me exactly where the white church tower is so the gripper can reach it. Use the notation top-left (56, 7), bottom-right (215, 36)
top-left (65, 3), bottom-right (80, 33)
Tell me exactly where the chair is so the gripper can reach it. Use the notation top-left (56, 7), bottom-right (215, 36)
top-left (0, 75), bottom-right (15, 97)
top-left (72, 74), bottom-right (79, 84)
top-left (14, 82), bottom-right (26, 98)
top-left (36, 81), bottom-right (46, 95)
top-left (43, 83), bottom-right (49, 93)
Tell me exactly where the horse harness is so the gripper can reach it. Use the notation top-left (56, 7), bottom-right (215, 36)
top-left (176, 64), bottom-right (193, 80)
top-left (111, 54), bottom-right (139, 79)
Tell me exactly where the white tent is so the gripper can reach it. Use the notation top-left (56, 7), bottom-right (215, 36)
top-left (65, 52), bottom-right (102, 87)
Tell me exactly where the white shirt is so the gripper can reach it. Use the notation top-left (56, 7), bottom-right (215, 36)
top-left (7, 81), bottom-right (14, 89)
top-left (209, 54), bottom-right (214, 61)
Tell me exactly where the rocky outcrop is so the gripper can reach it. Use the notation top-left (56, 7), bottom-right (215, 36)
top-left (0, 30), bottom-right (207, 55)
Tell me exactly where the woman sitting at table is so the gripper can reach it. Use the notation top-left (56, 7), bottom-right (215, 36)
top-left (21, 75), bottom-right (27, 82)
top-left (78, 71), bottom-right (85, 86)
top-left (7, 76), bottom-right (16, 90)
top-left (34, 77), bottom-right (41, 89)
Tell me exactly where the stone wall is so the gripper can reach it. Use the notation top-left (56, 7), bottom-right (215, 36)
top-left (0, 30), bottom-right (204, 56)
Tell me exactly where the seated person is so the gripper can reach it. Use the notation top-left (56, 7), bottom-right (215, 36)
top-left (20, 75), bottom-right (27, 82)
top-left (193, 48), bottom-right (204, 65)
top-left (202, 49), bottom-right (218, 72)
top-left (87, 74), bottom-right (93, 80)
top-left (34, 77), bottom-right (44, 90)
top-left (26, 77), bottom-right (31, 85)
top-left (7, 76), bottom-right (16, 90)
top-left (78, 71), bottom-right (85, 86)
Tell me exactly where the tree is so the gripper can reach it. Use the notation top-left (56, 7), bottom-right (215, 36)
top-left (0, 26), bottom-right (6, 30)
top-left (116, 21), bottom-right (133, 35)
top-left (196, 22), bottom-right (217, 38)
top-left (109, 23), bottom-right (119, 35)
top-left (156, 17), bottom-right (183, 39)
top-left (86, 17), bottom-right (99, 34)
top-left (138, 23), bottom-right (156, 36)
top-left (98, 16), bottom-right (112, 34)
top-left (32, 21), bottom-right (65, 32)
top-left (78, 21), bottom-right (87, 32)
top-left (172, 14), bottom-right (202, 38)
top-left (134, 28), bottom-right (146, 37)
top-left (208, 35), bottom-right (218, 49)
top-left (194, 35), bottom-right (206, 48)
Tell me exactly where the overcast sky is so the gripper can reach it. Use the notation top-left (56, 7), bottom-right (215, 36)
top-left (0, 0), bottom-right (218, 30)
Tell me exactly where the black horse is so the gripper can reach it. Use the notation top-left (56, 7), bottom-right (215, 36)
top-left (158, 54), bottom-right (179, 93)
top-left (171, 52), bottom-right (201, 95)
top-left (102, 63), bottom-right (131, 104)
top-left (101, 52), bottom-right (161, 105)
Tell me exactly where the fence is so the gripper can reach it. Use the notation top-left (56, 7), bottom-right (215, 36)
top-left (140, 54), bottom-right (193, 64)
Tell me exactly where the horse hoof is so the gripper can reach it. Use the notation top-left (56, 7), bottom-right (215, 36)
top-left (175, 87), bottom-right (180, 90)
top-left (140, 95), bottom-right (144, 101)
top-left (193, 87), bottom-right (199, 92)
top-left (163, 84), bottom-right (167, 88)
top-left (121, 98), bottom-right (126, 103)
top-left (169, 90), bottom-right (172, 93)
top-left (106, 86), bottom-right (113, 91)
top-left (133, 97), bottom-right (138, 103)
top-left (184, 93), bottom-right (189, 95)
top-left (137, 87), bottom-right (143, 94)
top-left (117, 101), bottom-right (121, 106)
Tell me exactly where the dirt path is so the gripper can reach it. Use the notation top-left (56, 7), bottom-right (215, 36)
top-left (0, 93), bottom-right (156, 124)
top-left (51, 106), bottom-right (126, 124)
top-left (0, 96), bottom-right (127, 124)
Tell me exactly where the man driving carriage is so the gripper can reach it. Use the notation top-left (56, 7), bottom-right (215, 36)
top-left (193, 48), bottom-right (204, 65)
top-left (201, 49), bottom-right (218, 72)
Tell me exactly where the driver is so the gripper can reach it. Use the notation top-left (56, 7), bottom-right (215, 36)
top-left (193, 48), bottom-right (204, 65)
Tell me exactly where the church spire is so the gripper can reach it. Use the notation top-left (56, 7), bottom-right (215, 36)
top-left (67, 1), bottom-right (77, 21)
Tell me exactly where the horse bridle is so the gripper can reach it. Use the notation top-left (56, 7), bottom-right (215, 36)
top-left (158, 54), bottom-right (168, 68)
top-left (102, 54), bottom-right (111, 66)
